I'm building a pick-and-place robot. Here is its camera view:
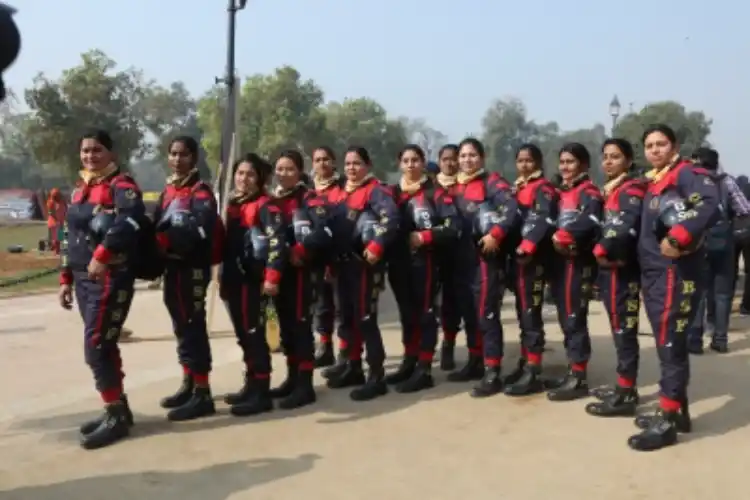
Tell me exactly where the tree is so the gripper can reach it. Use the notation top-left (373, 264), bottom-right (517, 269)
top-left (23, 50), bottom-right (148, 179)
top-left (325, 98), bottom-right (408, 176)
top-left (197, 66), bottom-right (330, 169)
top-left (613, 101), bottom-right (712, 167)
top-left (402, 117), bottom-right (448, 161)
top-left (480, 98), bottom-right (548, 179)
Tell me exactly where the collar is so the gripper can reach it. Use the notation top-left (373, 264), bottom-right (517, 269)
top-left (79, 163), bottom-right (119, 185)
top-left (560, 172), bottom-right (590, 190)
top-left (645, 154), bottom-right (682, 183)
top-left (273, 181), bottom-right (306, 198)
top-left (457, 168), bottom-right (485, 185)
top-left (229, 188), bottom-right (262, 204)
top-left (345, 173), bottom-right (375, 193)
top-left (399, 175), bottom-right (427, 195)
top-left (514, 170), bottom-right (543, 189)
top-left (166, 168), bottom-right (200, 187)
top-left (436, 173), bottom-right (457, 188)
top-left (314, 173), bottom-right (340, 191)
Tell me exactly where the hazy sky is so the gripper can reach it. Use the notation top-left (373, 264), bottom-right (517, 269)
top-left (6, 0), bottom-right (750, 173)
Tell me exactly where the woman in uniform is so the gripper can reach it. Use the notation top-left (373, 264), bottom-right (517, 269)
top-left (585, 139), bottom-right (645, 417)
top-left (59, 130), bottom-right (146, 449)
top-left (546, 143), bottom-right (602, 402)
top-left (385, 144), bottom-right (459, 393)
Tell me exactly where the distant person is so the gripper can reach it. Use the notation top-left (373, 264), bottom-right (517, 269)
top-left (687, 147), bottom-right (750, 354)
top-left (0, 3), bottom-right (20, 102)
top-left (46, 188), bottom-right (66, 254)
top-left (735, 174), bottom-right (750, 314)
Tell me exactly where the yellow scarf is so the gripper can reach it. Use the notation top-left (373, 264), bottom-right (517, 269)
top-left (79, 163), bottom-right (118, 185)
top-left (561, 172), bottom-right (589, 189)
top-left (399, 175), bottom-right (427, 195)
top-left (229, 188), bottom-right (260, 204)
top-left (645, 154), bottom-right (682, 183)
top-left (345, 173), bottom-right (375, 193)
top-left (273, 181), bottom-right (306, 198)
top-left (457, 168), bottom-right (485, 185)
top-left (314, 173), bottom-right (340, 191)
top-left (167, 168), bottom-right (199, 187)
top-left (437, 173), bottom-right (457, 188)
top-left (603, 173), bottom-right (628, 196)
top-left (514, 170), bottom-right (542, 189)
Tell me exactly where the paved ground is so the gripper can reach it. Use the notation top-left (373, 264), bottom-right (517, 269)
top-left (0, 287), bottom-right (749, 500)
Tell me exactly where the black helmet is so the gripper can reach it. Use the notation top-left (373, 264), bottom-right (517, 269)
top-left (0, 3), bottom-right (20, 102)
top-left (89, 210), bottom-right (116, 246)
top-left (653, 194), bottom-right (702, 251)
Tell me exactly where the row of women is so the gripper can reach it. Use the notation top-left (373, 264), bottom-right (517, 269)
top-left (60, 124), bottom-right (718, 453)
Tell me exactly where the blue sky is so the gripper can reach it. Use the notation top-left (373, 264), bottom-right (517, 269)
top-left (6, 0), bottom-right (750, 173)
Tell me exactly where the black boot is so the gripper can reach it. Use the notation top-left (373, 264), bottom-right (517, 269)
top-left (709, 339), bottom-right (729, 354)
top-left (167, 386), bottom-right (216, 421)
top-left (80, 401), bottom-right (130, 450)
top-left (627, 409), bottom-right (679, 451)
top-left (279, 370), bottom-right (317, 410)
top-left (321, 350), bottom-right (348, 380)
top-left (634, 398), bottom-right (692, 433)
top-left (396, 361), bottom-right (435, 394)
top-left (446, 354), bottom-right (484, 382)
top-left (585, 386), bottom-right (639, 417)
top-left (546, 370), bottom-right (589, 402)
top-left (80, 394), bottom-right (134, 435)
top-left (230, 378), bottom-right (274, 417)
top-left (269, 364), bottom-right (298, 399)
top-left (315, 341), bottom-right (335, 367)
top-left (350, 366), bottom-right (388, 401)
top-left (503, 358), bottom-right (527, 386)
top-left (160, 375), bottom-right (194, 409)
top-left (471, 366), bottom-right (504, 398)
top-left (504, 364), bottom-right (544, 397)
top-left (439, 341), bottom-right (456, 371)
top-left (326, 360), bottom-right (366, 389)
top-left (385, 355), bottom-right (417, 385)
top-left (224, 371), bottom-right (253, 405)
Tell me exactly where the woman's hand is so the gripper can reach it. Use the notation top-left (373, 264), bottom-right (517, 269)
top-left (409, 232), bottom-right (424, 251)
top-left (87, 257), bottom-right (107, 281)
top-left (58, 284), bottom-right (73, 310)
top-left (363, 248), bottom-right (380, 265)
top-left (479, 234), bottom-right (499, 254)
top-left (262, 280), bottom-right (279, 296)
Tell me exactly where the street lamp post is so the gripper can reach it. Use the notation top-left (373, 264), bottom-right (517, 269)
top-left (214, 0), bottom-right (247, 193)
top-left (609, 95), bottom-right (621, 136)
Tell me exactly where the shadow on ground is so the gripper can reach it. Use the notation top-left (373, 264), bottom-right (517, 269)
top-left (0, 454), bottom-right (320, 500)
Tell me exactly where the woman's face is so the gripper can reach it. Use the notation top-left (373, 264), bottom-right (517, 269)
top-left (601, 144), bottom-right (630, 179)
top-left (559, 152), bottom-right (582, 182)
top-left (516, 149), bottom-right (537, 178)
top-left (168, 141), bottom-right (194, 174)
top-left (275, 157), bottom-right (300, 189)
top-left (344, 151), bottom-right (369, 182)
top-left (79, 138), bottom-right (112, 171)
top-left (400, 149), bottom-right (424, 179)
top-left (439, 149), bottom-right (458, 176)
top-left (234, 162), bottom-right (258, 193)
top-left (644, 131), bottom-right (676, 169)
top-left (312, 149), bottom-right (335, 179)
top-left (458, 144), bottom-right (482, 173)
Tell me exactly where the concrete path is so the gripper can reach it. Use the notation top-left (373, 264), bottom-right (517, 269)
top-left (0, 288), bottom-right (749, 500)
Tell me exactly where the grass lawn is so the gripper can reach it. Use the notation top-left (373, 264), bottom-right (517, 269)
top-left (0, 222), bottom-right (59, 295)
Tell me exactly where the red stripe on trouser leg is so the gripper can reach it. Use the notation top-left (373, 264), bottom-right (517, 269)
top-left (418, 352), bottom-right (433, 362)
top-left (100, 387), bottom-right (122, 404)
top-left (617, 376), bottom-right (634, 388)
top-left (571, 362), bottom-right (587, 372)
top-left (485, 357), bottom-right (502, 367)
top-left (443, 331), bottom-right (457, 342)
top-left (527, 352), bottom-right (542, 365)
top-left (660, 396), bottom-right (681, 412)
top-left (468, 347), bottom-right (482, 356)
top-left (193, 373), bottom-right (209, 386)
top-left (254, 373), bottom-right (270, 379)
top-left (182, 365), bottom-right (191, 376)
top-left (298, 361), bottom-right (314, 371)
top-left (520, 346), bottom-right (528, 358)
top-left (339, 339), bottom-right (348, 350)
top-left (320, 334), bottom-right (332, 344)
